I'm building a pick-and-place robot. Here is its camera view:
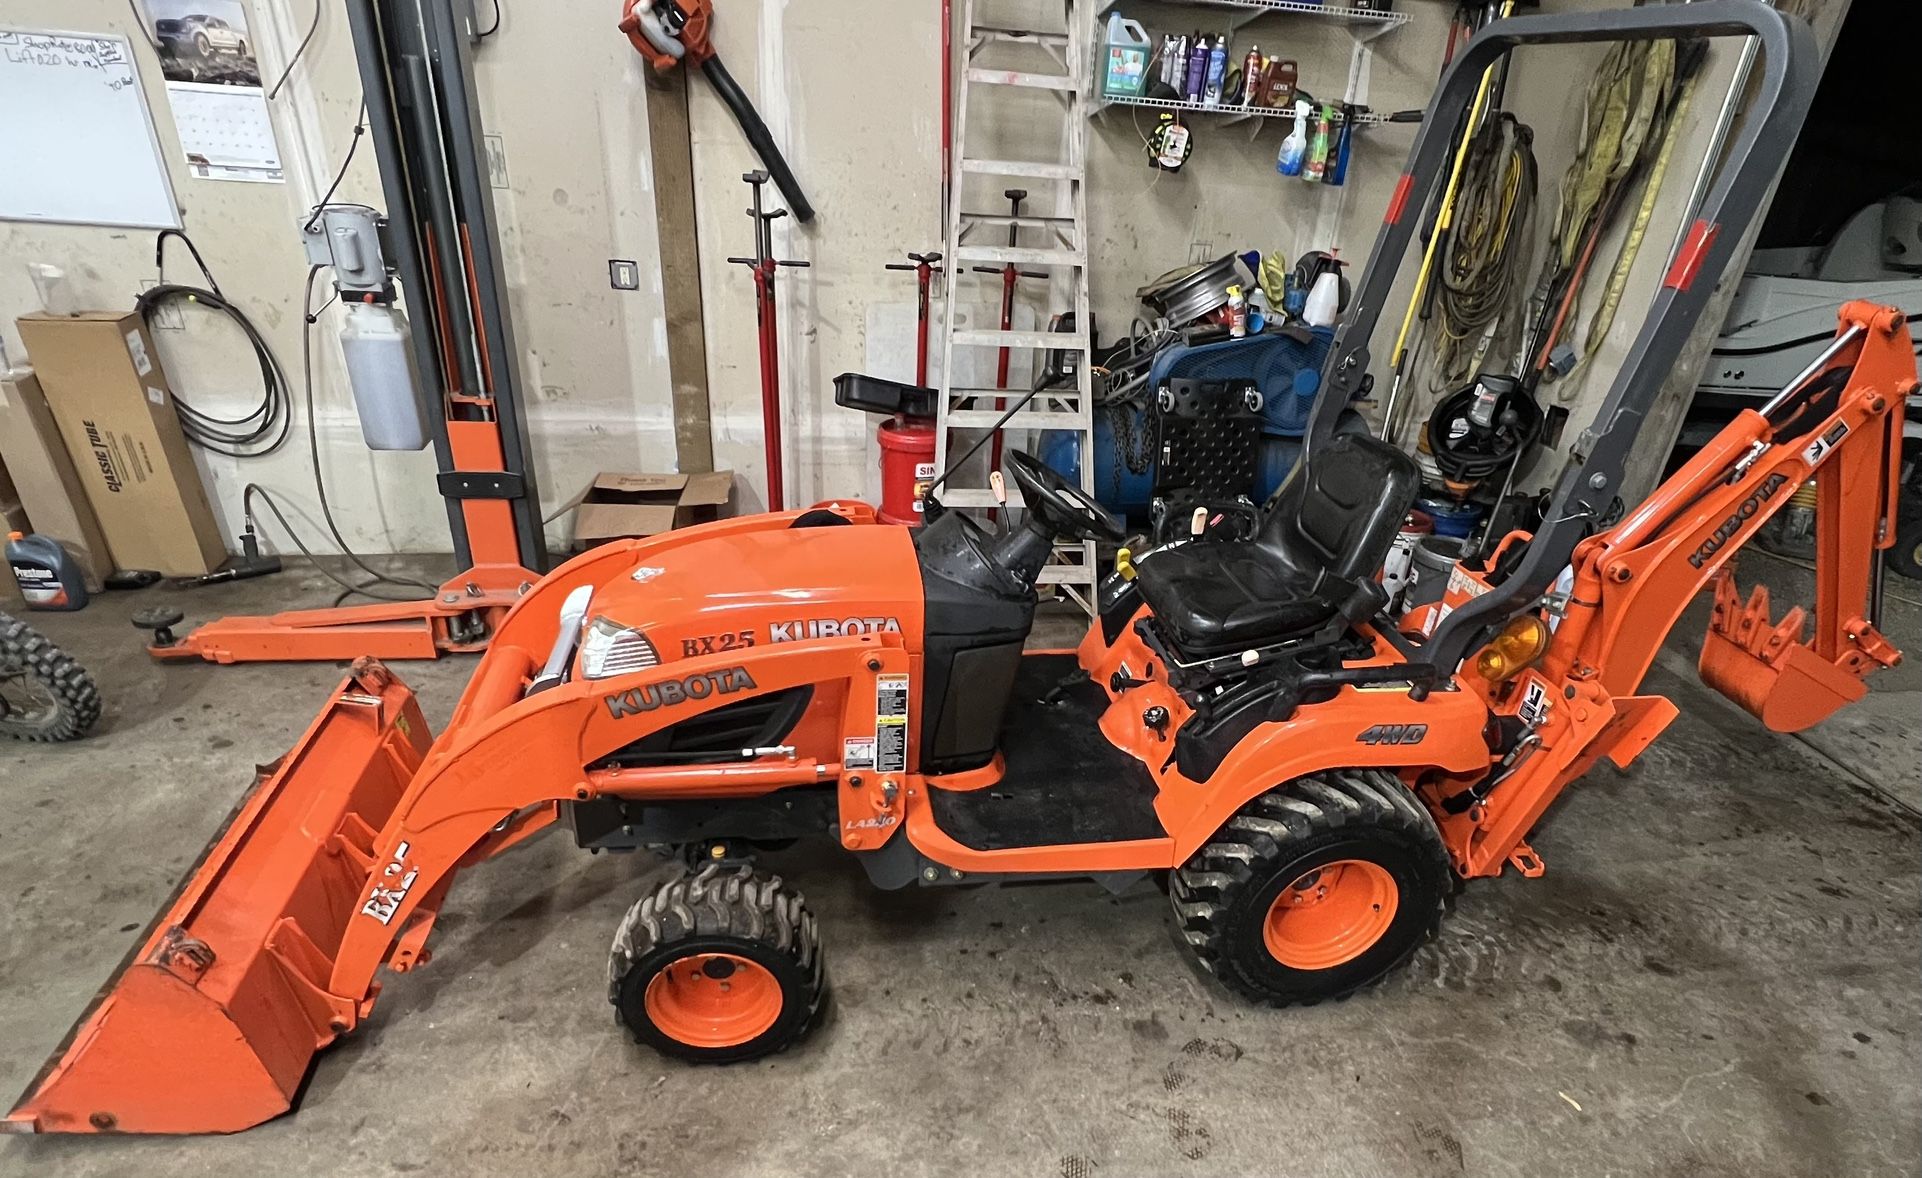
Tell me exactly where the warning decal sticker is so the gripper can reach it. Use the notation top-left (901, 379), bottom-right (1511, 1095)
top-left (843, 736), bottom-right (876, 770)
top-left (875, 673), bottom-right (909, 773)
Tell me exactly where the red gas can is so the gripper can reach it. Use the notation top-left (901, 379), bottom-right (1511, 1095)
top-left (877, 417), bottom-right (936, 526)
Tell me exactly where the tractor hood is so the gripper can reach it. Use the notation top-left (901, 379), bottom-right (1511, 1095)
top-left (581, 522), bottom-right (927, 669)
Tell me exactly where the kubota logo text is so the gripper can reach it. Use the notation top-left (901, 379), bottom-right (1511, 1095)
top-left (83, 420), bottom-right (124, 493)
top-left (604, 667), bottom-right (757, 718)
top-left (1690, 472), bottom-right (1789, 569)
top-left (769, 617), bottom-right (901, 642)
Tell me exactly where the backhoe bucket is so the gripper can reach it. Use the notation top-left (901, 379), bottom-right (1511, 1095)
top-left (6, 659), bottom-right (430, 1134)
top-left (1699, 576), bottom-right (1866, 733)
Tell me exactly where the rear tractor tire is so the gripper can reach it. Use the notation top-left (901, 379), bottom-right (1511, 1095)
top-left (1172, 769), bottom-right (1451, 1005)
top-left (609, 864), bottom-right (825, 1063)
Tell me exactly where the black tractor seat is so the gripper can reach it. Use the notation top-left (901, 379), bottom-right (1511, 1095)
top-left (1135, 433), bottom-right (1420, 659)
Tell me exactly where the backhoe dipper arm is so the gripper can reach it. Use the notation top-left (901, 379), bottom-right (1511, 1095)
top-left (1439, 306), bottom-right (1910, 879)
top-left (1302, 1), bottom-right (1820, 674)
top-left (1546, 304), bottom-right (1910, 719)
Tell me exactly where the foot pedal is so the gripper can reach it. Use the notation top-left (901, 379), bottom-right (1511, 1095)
top-left (1507, 843), bottom-right (1545, 878)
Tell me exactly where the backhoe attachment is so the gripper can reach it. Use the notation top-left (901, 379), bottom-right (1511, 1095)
top-left (1700, 575), bottom-right (1899, 732)
top-left (5, 660), bottom-right (430, 1134)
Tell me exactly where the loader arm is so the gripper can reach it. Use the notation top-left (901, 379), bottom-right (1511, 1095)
top-left (6, 505), bottom-right (880, 1136)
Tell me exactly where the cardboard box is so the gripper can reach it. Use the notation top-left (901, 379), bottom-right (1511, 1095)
top-left (16, 313), bottom-right (226, 577)
top-left (0, 367), bottom-right (115, 590)
top-left (572, 471), bottom-right (735, 547)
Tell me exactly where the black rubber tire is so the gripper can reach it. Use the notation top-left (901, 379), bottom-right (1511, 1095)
top-left (609, 864), bottom-right (824, 1064)
top-left (1171, 769), bottom-right (1450, 1006)
top-left (0, 612), bottom-right (102, 742)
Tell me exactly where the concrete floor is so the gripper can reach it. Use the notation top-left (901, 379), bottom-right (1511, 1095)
top-left (1, 550), bottom-right (1917, 1177)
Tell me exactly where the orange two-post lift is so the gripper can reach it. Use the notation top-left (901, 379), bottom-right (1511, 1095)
top-left (142, 0), bottom-right (549, 665)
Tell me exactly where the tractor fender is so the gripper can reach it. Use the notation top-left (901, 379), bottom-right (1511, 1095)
top-left (1159, 681), bottom-right (1490, 862)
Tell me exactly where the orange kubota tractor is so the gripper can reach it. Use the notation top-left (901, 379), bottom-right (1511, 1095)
top-left (8, 2), bottom-right (1907, 1137)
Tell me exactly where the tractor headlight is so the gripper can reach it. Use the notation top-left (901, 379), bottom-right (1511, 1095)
top-left (1475, 615), bottom-right (1551, 682)
top-left (579, 617), bottom-right (661, 680)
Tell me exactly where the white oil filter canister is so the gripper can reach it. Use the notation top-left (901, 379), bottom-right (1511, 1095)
top-left (339, 300), bottom-right (429, 451)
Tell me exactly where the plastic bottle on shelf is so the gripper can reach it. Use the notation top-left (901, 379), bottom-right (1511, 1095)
top-left (1276, 100), bottom-right (1309, 177)
top-left (1303, 103), bottom-right (1333, 182)
top-left (1102, 13), bottom-right (1152, 99)
top-left (1323, 104), bottom-right (1355, 187)
top-left (1184, 35), bottom-right (1208, 103)
top-left (1203, 35), bottom-right (1228, 106)
top-left (1169, 34), bottom-right (1189, 96)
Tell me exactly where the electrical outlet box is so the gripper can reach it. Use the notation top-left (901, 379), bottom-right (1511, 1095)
top-left (608, 260), bottom-right (640, 291)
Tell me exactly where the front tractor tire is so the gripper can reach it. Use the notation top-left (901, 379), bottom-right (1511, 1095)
top-left (610, 864), bottom-right (825, 1064)
top-left (1172, 770), bottom-right (1451, 1006)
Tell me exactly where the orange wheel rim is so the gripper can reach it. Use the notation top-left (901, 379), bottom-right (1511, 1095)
top-left (1263, 859), bottom-right (1399, 970)
top-left (643, 953), bottom-right (783, 1048)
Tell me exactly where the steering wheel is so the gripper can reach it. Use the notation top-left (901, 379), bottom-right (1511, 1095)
top-left (1004, 450), bottom-right (1126, 542)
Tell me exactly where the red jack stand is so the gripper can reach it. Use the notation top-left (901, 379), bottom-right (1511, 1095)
top-left (885, 250), bottom-right (944, 386)
top-left (730, 170), bottom-right (810, 511)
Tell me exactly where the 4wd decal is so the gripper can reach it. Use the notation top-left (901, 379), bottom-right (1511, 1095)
top-left (603, 667), bottom-right (757, 719)
top-left (681, 630), bottom-right (756, 657)
top-left (360, 841), bottom-right (417, 925)
top-left (769, 617), bottom-right (902, 642)
top-left (1357, 723), bottom-right (1428, 746)
top-left (1690, 472), bottom-right (1790, 569)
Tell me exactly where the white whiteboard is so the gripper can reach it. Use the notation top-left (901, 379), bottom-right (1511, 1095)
top-left (0, 28), bottom-right (181, 229)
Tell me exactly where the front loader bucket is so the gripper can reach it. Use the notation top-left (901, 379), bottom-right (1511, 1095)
top-left (1699, 576), bottom-right (1866, 733)
top-left (6, 659), bottom-right (431, 1134)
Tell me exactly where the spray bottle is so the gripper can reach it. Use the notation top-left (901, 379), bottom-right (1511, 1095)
top-left (1185, 35), bottom-right (1208, 103)
top-left (1276, 100), bottom-right (1309, 177)
top-left (1203, 35), bottom-right (1228, 106)
top-left (1227, 285), bottom-right (1247, 338)
top-left (1169, 34), bottom-right (1189, 96)
top-left (1303, 103), bottom-right (1333, 183)
top-left (1303, 252), bottom-right (1345, 328)
top-left (1241, 46), bottom-right (1263, 106)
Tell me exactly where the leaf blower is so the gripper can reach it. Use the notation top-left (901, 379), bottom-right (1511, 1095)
top-left (620, 0), bottom-right (815, 223)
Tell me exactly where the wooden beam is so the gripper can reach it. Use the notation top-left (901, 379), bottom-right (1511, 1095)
top-left (646, 68), bottom-right (715, 473)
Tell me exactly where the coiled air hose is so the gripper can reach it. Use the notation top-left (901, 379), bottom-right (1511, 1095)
top-left (1424, 375), bottom-right (1544, 492)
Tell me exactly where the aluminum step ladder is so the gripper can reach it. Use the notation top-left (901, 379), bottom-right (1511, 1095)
top-left (938, 0), bottom-right (1098, 612)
